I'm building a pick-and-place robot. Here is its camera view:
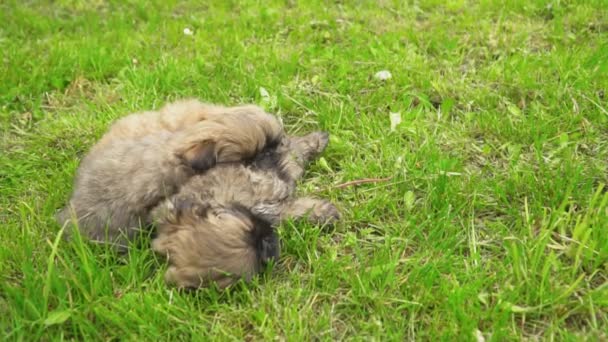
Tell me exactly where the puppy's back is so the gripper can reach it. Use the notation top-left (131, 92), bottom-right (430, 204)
top-left (94, 99), bottom-right (281, 150)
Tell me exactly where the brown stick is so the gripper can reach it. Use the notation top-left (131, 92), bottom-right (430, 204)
top-left (333, 176), bottom-right (394, 189)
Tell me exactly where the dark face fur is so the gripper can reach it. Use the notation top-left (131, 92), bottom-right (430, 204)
top-left (230, 203), bottom-right (280, 268)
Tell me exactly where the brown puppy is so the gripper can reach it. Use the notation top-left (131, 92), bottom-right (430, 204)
top-left (150, 131), bottom-right (339, 289)
top-left (57, 99), bottom-right (284, 250)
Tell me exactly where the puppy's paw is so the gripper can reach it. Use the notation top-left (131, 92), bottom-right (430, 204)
top-left (285, 197), bottom-right (340, 225)
top-left (304, 131), bottom-right (330, 156)
top-left (289, 131), bottom-right (330, 163)
top-left (308, 200), bottom-right (340, 225)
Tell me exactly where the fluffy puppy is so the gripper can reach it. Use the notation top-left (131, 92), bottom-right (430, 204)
top-left (57, 100), bottom-right (283, 250)
top-left (150, 131), bottom-right (340, 289)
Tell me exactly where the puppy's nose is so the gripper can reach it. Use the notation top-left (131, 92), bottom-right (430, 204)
top-left (260, 234), bottom-right (280, 264)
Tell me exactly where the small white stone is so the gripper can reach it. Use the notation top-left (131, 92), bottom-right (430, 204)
top-left (374, 70), bottom-right (392, 80)
top-left (389, 111), bottom-right (401, 131)
top-left (474, 330), bottom-right (485, 342)
top-left (183, 28), bottom-right (193, 35)
top-left (259, 87), bottom-right (277, 110)
top-left (259, 87), bottom-right (270, 99)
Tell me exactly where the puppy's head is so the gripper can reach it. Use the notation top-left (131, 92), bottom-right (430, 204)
top-left (151, 200), bottom-right (279, 289)
top-left (179, 106), bottom-right (284, 172)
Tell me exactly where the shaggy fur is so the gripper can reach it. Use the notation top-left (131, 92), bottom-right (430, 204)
top-left (150, 131), bottom-right (340, 289)
top-left (57, 99), bottom-right (284, 250)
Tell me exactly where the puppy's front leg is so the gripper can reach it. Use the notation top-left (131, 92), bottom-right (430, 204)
top-left (279, 132), bottom-right (330, 181)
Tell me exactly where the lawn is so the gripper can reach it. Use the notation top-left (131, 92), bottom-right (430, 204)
top-left (1, 0), bottom-right (607, 340)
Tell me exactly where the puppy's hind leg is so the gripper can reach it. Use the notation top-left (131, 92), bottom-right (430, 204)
top-left (280, 197), bottom-right (340, 225)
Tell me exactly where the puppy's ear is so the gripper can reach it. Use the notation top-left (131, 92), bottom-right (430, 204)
top-left (182, 141), bottom-right (217, 171)
top-left (173, 198), bottom-right (210, 219)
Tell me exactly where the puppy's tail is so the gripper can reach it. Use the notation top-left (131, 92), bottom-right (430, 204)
top-left (54, 205), bottom-right (77, 242)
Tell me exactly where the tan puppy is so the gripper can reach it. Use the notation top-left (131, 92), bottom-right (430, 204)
top-left (57, 99), bottom-right (283, 250)
top-left (150, 131), bottom-right (340, 289)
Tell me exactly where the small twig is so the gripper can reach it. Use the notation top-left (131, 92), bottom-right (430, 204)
top-left (333, 176), bottom-right (394, 189)
top-left (579, 93), bottom-right (608, 116)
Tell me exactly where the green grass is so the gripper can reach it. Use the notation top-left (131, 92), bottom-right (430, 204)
top-left (1, 0), bottom-right (607, 339)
